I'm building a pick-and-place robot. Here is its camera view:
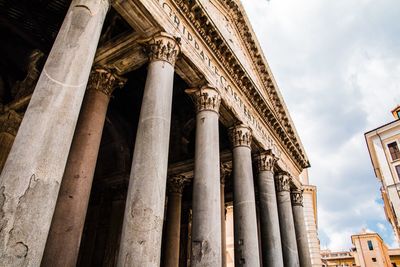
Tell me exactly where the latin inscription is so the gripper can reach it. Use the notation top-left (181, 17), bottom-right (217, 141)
top-left (157, 0), bottom-right (282, 158)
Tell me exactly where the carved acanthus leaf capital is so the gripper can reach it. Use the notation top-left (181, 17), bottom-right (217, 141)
top-left (291, 189), bottom-right (304, 206)
top-left (0, 110), bottom-right (22, 136)
top-left (275, 172), bottom-right (291, 192)
top-left (167, 175), bottom-right (191, 195)
top-left (87, 67), bottom-right (126, 97)
top-left (256, 150), bottom-right (278, 172)
top-left (220, 163), bottom-right (232, 185)
top-left (185, 86), bottom-right (221, 113)
top-left (229, 124), bottom-right (251, 148)
top-left (144, 32), bottom-right (180, 66)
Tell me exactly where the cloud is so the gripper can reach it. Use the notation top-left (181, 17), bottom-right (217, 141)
top-left (242, 0), bottom-right (400, 250)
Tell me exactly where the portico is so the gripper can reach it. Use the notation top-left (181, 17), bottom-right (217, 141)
top-left (0, 0), bottom-right (312, 266)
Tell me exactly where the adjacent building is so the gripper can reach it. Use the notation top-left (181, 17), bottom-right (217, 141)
top-left (365, 106), bottom-right (400, 243)
top-left (321, 231), bottom-right (400, 267)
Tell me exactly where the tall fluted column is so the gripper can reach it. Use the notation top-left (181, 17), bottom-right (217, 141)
top-left (255, 150), bottom-right (284, 267)
top-left (220, 164), bottom-right (231, 267)
top-left (42, 67), bottom-right (125, 267)
top-left (0, 1), bottom-right (109, 265)
top-left (276, 172), bottom-right (300, 267)
top-left (164, 176), bottom-right (190, 267)
top-left (230, 125), bottom-right (260, 266)
top-left (118, 32), bottom-right (180, 267)
top-left (186, 86), bottom-right (221, 266)
top-left (292, 189), bottom-right (312, 267)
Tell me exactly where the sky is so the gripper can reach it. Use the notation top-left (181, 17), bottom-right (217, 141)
top-left (241, 0), bottom-right (400, 250)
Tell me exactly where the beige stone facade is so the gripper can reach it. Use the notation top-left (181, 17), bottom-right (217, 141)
top-left (365, 106), bottom-right (400, 243)
top-left (0, 0), bottom-right (318, 266)
top-left (322, 231), bottom-right (400, 267)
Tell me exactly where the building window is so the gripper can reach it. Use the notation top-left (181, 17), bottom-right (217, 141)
top-left (367, 240), bottom-right (374, 250)
top-left (388, 142), bottom-right (400, 161)
top-left (396, 165), bottom-right (400, 179)
top-left (372, 257), bottom-right (377, 262)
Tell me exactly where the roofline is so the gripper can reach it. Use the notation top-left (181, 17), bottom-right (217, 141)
top-left (364, 118), bottom-right (400, 136)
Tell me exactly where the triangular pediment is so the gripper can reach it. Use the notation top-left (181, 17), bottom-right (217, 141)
top-left (198, 0), bottom-right (263, 90)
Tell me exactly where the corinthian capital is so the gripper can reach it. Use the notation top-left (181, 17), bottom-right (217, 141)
top-left (275, 172), bottom-right (291, 192)
top-left (87, 67), bottom-right (126, 97)
top-left (229, 124), bottom-right (251, 148)
top-left (291, 189), bottom-right (304, 206)
top-left (256, 150), bottom-right (278, 172)
top-left (167, 175), bottom-right (191, 195)
top-left (144, 32), bottom-right (180, 66)
top-left (185, 86), bottom-right (221, 113)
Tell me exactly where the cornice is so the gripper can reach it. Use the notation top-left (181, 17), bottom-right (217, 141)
top-left (171, 0), bottom-right (309, 170)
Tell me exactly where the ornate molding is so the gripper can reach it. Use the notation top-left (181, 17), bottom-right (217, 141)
top-left (87, 67), bottom-right (126, 97)
top-left (185, 86), bottom-right (221, 113)
top-left (143, 32), bottom-right (180, 66)
top-left (256, 150), bottom-right (278, 172)
top-left (275, 172), bottom-right (291, 192)
top-left (0, 110), bottom-right (23, 136)
top-left (229, 124), bottom-right (251, 148)
top-left (291, 189), bottom-right (304, 206)
top-left (167, 175), bottom-right (191, 195)
top-left (172, 0), bottom-right (309, 169)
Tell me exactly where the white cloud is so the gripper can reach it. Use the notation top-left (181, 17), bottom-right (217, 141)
top-left (242, 0), bottom-right (400, 250)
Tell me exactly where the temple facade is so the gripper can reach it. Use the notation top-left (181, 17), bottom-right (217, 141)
top-left (0, 0), bottom-right (316, 266)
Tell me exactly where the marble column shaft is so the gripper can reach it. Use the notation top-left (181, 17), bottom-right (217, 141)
top-left (0, 1), bottom-right (109, 266)
top-left (42, 67), bottom-right (125, 267)
top-left (230, 125), bottom-right (260, 267)
top-left (256, 151), bottom-right (284, 267)
top-left (276, 172), bottom-right (300, 267)
top-left (164, 176), bottom-right (188, 267)
top-left (187, 86), bottom-right (222, 266)
top-left (117, 32), bottom-right (180, 267)
top-left (292, 190), bottom-right (312, 267)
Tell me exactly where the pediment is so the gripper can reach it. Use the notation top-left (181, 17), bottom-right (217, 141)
top-left (198, 0), bottom-right (263, 90)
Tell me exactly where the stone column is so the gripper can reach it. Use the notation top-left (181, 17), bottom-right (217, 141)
top-left (42, 67), bottom-right (125, 267)
top-left (164, 175), bottom-right (190, 267)
top-left (255, 150), bottom-right (284, 267)
top-left (0, 110), bottom-right (22, 173)
top-left (117, 32), bottom-right (180, 267)
top-left (230, 124), bottom-right (261, 266)
top-left (186, 86), bottom-right (222, 266)
top-left (0, 1), bottom-right (109, 266)
top-left (276, 172), bottom-right (300, 267)
top-left (220, 164), bottom-right (231, 267)
top-left (292, 189), bottom-right (312, 267)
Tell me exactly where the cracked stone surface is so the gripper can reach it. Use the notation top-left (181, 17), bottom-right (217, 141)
top-left (0, 0), bottom-right (109, 265)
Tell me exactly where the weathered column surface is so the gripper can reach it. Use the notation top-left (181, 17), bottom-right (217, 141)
top-left (186, 86), bottom-right (222, 266)
top-left (163, 176), bottom-right (189, 267)
top-left (276, 172), bottom-right (300, 267)
top-left (292, 189), bottom-right (312, 267)
top-left (42, 67), bottom-right (125, 267)
top-left (256, 150), bottom-right (284, 267)
top-left (118, 32), bottom-right (180, 267)
top-left (230, 125), bottom-right (260, 267)
top-left (0, 1), bottom-right (109, 266)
